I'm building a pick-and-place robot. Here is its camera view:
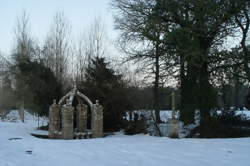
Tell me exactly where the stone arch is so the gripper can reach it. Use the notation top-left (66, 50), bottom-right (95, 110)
top-left (49, 86), bottom-right (103, 139)
top-left (58, 87), bottom-right (93, 107)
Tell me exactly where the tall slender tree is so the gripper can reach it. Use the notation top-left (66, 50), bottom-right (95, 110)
top-left (11, 11), bottom-right (35, 108)
top-left (111, 0), bottom-right (172, 123)
top-left (43, 11), bottom-right (71, 87)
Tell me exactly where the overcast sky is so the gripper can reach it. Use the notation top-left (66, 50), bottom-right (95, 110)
top-left (0, 0), bottom-right (116, 55)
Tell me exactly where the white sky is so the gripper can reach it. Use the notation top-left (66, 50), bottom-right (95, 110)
top-left (0, 0), bottom-right (117, 55)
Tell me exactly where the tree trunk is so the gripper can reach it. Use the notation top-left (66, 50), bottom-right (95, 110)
top-left (154, 53), bottom-right (161, 123)
top-left (198, 61), bottom-right (214, 125)
top-left (238, 7), bottom-right (250, 82)
top-left (241, 33), bottom-right (250, 81)
top-left (179, 55), bottom-right (196, 124)
top-left (234, 71), bottom-right (240, 109)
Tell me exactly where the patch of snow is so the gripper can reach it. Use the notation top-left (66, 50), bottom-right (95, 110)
top-left (0, 119), bottom-right (250, 166)
top-left (3, 110), bottom-right (35, 122)
top-left (216, 110), bottom-right (250, 119)
top-left (235, 110), bottom-right (250, 119)
top-left (2, 110), bottom-right (48, 125)
top-left (126, 110), bottom-right (177, 122)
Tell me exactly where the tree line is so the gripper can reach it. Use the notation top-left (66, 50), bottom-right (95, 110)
top-left (111, 0), bottom-right (250, 128)
top-left (0, 10), bottom-right (173, 131)
top-left (0, 0), bottom-right (250, 133)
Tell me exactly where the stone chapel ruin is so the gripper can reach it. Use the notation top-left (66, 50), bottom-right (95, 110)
top-left (49, 86), bottom-right (103, 139)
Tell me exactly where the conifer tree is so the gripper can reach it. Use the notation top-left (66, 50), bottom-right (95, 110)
top-left (81, 56), bottom-right (129, 131)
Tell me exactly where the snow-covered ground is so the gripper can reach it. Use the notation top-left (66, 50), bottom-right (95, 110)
top-left (0, 111), bottom-right (250, 166)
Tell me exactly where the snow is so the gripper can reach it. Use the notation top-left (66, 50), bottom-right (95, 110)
top-left (2, 110), bottom-right (48, 125)
top-left (3, 110), bottom-right (35, 122)
top-left (125, 110), bottom-right (175, 122)
top-left (0, 111), bottom-right (250, 166)
top-left (235, 110), bottom-right (250, 119)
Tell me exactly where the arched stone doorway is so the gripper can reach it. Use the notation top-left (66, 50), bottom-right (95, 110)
top-left (49, 86), bottom-right (103, 139)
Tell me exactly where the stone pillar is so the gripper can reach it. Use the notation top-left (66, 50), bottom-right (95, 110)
top-left (168, 119), bottom-right (179, 138)
top-left (91, 100), bottom-right (103, 138)
top-left (62, 102), bottom-right (74, 139)
top-left (49, 100), bottom-right (60, 139)
top-left (77, 104), bottom-right (88, 132)
top-left (19, 101), bottom-right (24, 123)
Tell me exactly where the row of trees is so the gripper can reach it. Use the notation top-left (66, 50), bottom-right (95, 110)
top-left (0, 10), bottom-right (165, 131)
top-left (111, 0), bottom-right (250, 127)
top-left (1, 1), bottom-right (250, 132)
top-left (10, 11), bottom-right (110, 90)
top-left (0, 11), bottom-right (121, 128)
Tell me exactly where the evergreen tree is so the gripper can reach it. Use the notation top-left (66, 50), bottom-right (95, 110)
top-left (14, 58), bottom-right (62, 116)
top-left (80, 57), bottom-right (129, 131)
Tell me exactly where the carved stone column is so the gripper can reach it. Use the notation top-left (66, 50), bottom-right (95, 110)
top-left (77, 104), bottom-right (88, 132)
top-left (62, 101), bottom-right (74, 139)
top-left (49, 100), bottom-right (60, 139)
top-left (91, 101), bottom-right (103, 138)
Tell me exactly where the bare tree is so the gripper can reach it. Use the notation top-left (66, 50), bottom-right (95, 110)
top-left (74, 17), bottom-right (108, 85)
top-left (43, 11), bottom-right (71, 85)
top-left (74, 37), bottom-right (87, 83)
top-left (85, 17), bottom-right (107, 63)
top-left (10, 11), bottom-right (36, 110)
top-left (111, 0), bottom-right (170, 123)
top-left (12, 11), bottom-right (34, 63)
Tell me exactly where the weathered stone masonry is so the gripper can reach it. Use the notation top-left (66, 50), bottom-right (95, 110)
top-left (49, 87), bottom-right (103, 139)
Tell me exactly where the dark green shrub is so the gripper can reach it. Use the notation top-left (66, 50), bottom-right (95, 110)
top-left (189, 111), bottom-right (250, 138)
top-left (124, 118), bottom-right (148, 135)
